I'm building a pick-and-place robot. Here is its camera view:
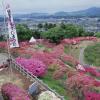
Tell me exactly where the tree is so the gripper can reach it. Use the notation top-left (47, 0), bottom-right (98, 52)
top-left (16, 24), bottom-right (33, 41)
top-left (37, 23), bottom-right (43, 29)
top-left (43, 23), bottom-right (56, 30)
top-left (47, 23), bottom-right (56, 29)
top-left (60, 22), bottom-right (66, 29)
top-left (0, 35), bottom-right (5, 41)
top-left (95, 32), bottom-right (100, 37)
top-left (32, 30), bottom-right (41, 39)
top-left (43, 23), bottom-right (48, 30)
top-left (42, 26), bottom-right (65, 43)
top-left (41, 24), bottom-right (86, 43)
top-left (63, 24), bottom-right (85, 38)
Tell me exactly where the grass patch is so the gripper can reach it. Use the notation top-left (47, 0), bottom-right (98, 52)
top-left (84, 43), bottom-right (100, 67)
top-left (64, 45), bottom-right (80, 59)
top-left (40, 70), bottom-right (70, 100)
top-left (34, 44), bottom-right (52, 52)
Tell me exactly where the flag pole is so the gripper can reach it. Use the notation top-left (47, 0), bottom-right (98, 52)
top-left (2, 0), bottom-right (13, 81)
top-left (2, 0), bottom-right (10, 57)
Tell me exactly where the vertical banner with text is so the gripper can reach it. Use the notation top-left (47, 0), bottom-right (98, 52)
top-left (6, 4), bottom-right (19, 48)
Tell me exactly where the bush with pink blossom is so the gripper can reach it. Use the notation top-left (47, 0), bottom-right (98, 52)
top-left (84, 91), bottom-right (100, 100)
top-left (1, 83), bottom-right (30, 100)
top-left (0, 42), bottom-right (7, 48)
top-left (61, 37), bottom-right (97, 45)
top-left (84, 67), bottom-right (100, 77)
top-left (66, 73), bottom-right (100, 100)
top-left (16, 57), bottom-right (47, 77)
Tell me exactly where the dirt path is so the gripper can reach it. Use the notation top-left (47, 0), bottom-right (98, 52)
top-left (79, 41), bottom-right (94, 66)
top-left (79, 47), bottom-right (86, 65)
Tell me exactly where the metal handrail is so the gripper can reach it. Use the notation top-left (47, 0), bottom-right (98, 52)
top-left (11, 59), bottom-right (65, 100)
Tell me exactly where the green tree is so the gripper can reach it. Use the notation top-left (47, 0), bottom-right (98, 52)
top-left (16, 24), bottom-right (33, 41)
top-left (42, 26), bottom-right (65, 43)
top-left (95, 32), bottom-right (100, 37)
top-left (37, 23), bottom-right (43, 29)
top-left (60, 22), bottom-right (66, 29)
top-left (43, 23), bottom-right (56, 30)
top-left (63, 24), bottom-right (85, 38)
top-left (32, 30), bottom-right (41, 39)
top-left (43, 23), bottom-right (48, 30)
top-left (0, 35), bottom-right (5, 41)
top-left (41, 24), bottom-right (86, 43)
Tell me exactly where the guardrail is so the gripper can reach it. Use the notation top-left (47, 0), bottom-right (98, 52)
top-left (11, 58), bottom-right (65, 100)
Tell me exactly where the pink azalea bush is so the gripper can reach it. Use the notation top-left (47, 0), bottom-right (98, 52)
top-left (77, 65), bottom-right (100, 78)
top-left (32, 51), bottom-right (54, 66)
top-left (0, 42), bottom-right (7, 49)
top-left (66, 73), bottom-right (100, 100)
top-left (66, 73), bottom-right (96, 90)
top-left (61, 54), bottom-right (79, 67)
top-left (1, 83), bottom-right (30, 100)
top-left (84, 91), bottom-right (100, 100)
top-left (53, 67), bottom-right (67, 79)
top-left (84, 67), bottom-right (100, 77)
top-left (19, 41), bottom-right (29, 47)
top-left (16, 57), bottom-right (47, 77)
top-left (50, 44), bottom-right (64, 58)
top-left (32, 45), bottom-right (64, 67)
top-left (62, 37), bottom-right (97, 45)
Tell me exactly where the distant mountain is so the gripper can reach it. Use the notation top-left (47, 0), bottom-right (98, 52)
top-left (1, 7), bottom-right (100, 19)
top-left (54, 12), bottom-right (68, 16)
top-left (14, 13), bottom-right (48, 18)
top-left (54, 7), bottom-right (100, 17)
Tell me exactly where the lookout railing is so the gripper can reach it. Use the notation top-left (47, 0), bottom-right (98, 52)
top-left (11, 58), bottom-right (64, 100)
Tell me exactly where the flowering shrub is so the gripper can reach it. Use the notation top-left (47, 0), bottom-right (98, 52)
top-left (66, 73), bottom-right (100, 90)
top-left (62, 38), bottom-right (79, 45)
top-left (61, 54), bottom-right (79, 67)
top-left (32, 51), bottom-right (64, 68)
top-left (32, 51), bottom-right (54, 66)
top-left (65, 73), bottom-right (100, 100)
top-left (16, 57), bottom-right (47, 77)
top-left (19, 41), bottom-right (29, 47)
top-left (1, 83), bottom-right (30, 100)
top-left (0, 42), bottom-right (7, 49)
top-left (62, 37), bottom-right (97, 45)
top-left (53, 67), bottom-right (67, 79)
top-left (84, 91), bottom-right (100, 100)
top-left (50, 44), bottom-right (64, 58)
top-left (84, 67), bottom-right (100, 77)
top-left (77, 65), bottom-right (100, 78)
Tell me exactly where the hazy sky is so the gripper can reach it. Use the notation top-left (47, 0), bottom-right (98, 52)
top-left (0, 0), bottom-right (100, 14)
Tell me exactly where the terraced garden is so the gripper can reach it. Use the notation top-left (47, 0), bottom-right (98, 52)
top-left (0, 37), bottom-right (100, 100)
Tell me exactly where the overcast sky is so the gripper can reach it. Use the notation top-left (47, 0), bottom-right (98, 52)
top-left (0, 0), bottom-right (100, 14)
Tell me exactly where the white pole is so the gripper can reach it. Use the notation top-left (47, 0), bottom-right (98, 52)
top-left (2, 0), bottom-right (13, 81)
top-left (2, 0), bottom-right (10, 59)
